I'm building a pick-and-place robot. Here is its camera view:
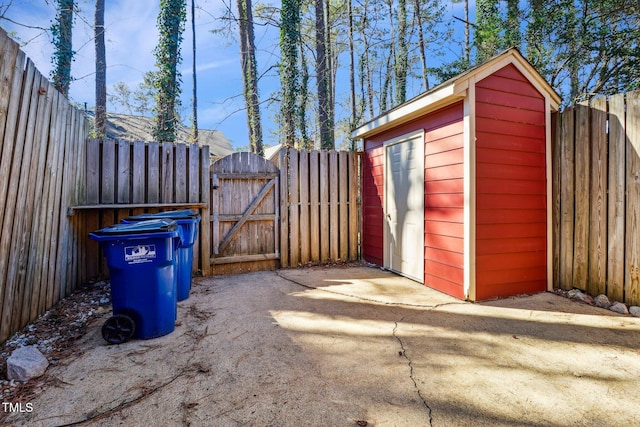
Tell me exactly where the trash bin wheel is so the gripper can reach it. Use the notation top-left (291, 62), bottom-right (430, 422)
top-left (102, 314), bottom-right (135, 344)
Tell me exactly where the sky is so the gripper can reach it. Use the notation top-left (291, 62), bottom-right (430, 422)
top-left (1, 0), bottom-right (470, 150)
top-left (1, 0), bottom-right (283, 149)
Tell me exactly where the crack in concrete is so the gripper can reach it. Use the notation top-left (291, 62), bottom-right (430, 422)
top-left (393, 321), bottom-right (433, 426)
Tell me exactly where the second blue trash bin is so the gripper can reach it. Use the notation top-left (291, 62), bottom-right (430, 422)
top-left (89, 219), bottom-right (180, 343)
top-left (123, 209), bottom-right (200, 301)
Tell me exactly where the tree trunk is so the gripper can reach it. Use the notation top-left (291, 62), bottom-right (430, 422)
top-left (280, 0), bottom-right (301, 148)
top-left (380, 0), bottom-right (395, 112)
top-left (153, 0), bottom-right (187, 142)
top-left (325, 0), bottom-right (335, 148)
top-left (191, 0), bottom-right (198, 143)
top-left (238, 0), bottom-right (263, 155)
top-left (463, 0), bottom-right (470, 63)
top-left (298, 31), bottom-right (310, 149)
top-left (94, 0), bottom-right (106, 136)
top-left (52, 0), bottom-right (74, 96)
top-left (347, 0), bottom-right (358, 149)
top-left (413, 0), bottom-right (429, 91)
top-left (363, 2), bottom-right (374, 120)
top-left (316, 0), bottom-right (332, 149)
top-left (394, 0), bottom-right (408, 105)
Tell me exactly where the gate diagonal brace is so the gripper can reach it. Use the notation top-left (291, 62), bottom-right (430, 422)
top-left (216, 179), bottom-right (276, 255)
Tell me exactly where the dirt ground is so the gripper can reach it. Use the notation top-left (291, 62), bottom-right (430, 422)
top-left (2, 265), bottom-right (640, 426)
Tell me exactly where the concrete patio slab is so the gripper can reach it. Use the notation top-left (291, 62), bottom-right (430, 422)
top-left (4, 265), bottom-right (640, 426)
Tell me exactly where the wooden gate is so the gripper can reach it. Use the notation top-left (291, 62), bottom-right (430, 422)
top-left (210, 152), bottom-right (280, 274)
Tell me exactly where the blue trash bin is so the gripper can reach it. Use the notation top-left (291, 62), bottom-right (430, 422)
top-left (89, 219), bottom-right (180, 343)
top-left (123, 209), bottom-right (200, 301)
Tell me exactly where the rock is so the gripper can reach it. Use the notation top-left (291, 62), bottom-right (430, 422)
top-left (594, 294), bottom-right (611, 309)
top-left (6, 345), bottom-right (49, 381)
top-left (609, 302), bottom-right (629, 315)
top-left (568, 289), bottom-right (587, 301)
top-left (629, 306), bottom-right (640, 317)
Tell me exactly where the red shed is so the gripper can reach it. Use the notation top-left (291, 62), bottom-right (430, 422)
top-left (353, 49), bottom-right (561, 301)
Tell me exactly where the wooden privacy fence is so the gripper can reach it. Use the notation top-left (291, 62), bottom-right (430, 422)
top-left (279, 148), bottom-right (360, 267)
top-left (207, 148), bottom-right (360, 274)
top-left (553, 90), bottom-right (640, 305)
top-left (0, 29), bottom-right (88, 343)
top-left (77, 139), bottom-right (211, 277)
top-left (82, 145), bottom-right (361, 278)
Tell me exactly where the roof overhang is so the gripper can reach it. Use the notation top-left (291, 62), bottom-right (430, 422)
top-left (351, 48), bottom-right (562, 140)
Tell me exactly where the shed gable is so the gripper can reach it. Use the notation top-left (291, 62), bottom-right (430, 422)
top-left (474, 64), bottom-right (548, 300)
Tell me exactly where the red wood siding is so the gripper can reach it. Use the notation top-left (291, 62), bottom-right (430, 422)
top-left (424, 102), bottom-right (465, 298)
top-left (361, 141), bottom-right (385, 265)
top-left (362, 103), bottom-right (464, 297)
top-left (475, 64), bottom-right (547, 300)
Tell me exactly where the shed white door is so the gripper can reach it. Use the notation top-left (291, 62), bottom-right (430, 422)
top-left (385, 132), bottom-right (424, 283)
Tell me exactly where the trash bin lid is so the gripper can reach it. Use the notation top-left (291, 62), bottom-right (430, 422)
top-left (124, 209), bottom-right (200, 222)
top-left (91, 219), bottom-right (178, 236)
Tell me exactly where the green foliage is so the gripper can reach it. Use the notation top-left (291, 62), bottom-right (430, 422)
top-left (108, 73), bottom-right (157, 116)
top-left (153, 0), bottom-right (187, 142)
top-left (51, 0), bottom-right (75, 96)
top-left (474, 0), bottom-right (502, 62)
top-left (523, 0), bottom-right (640, 103)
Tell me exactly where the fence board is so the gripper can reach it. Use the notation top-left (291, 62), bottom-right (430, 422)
top-left (101, 139), bottom-right (115, 204)
top-left (309, 151), bottom-right (320, 262)
top-left (44, 93), bottom-right (67, 311)
top-left (132, 141), bottom-right (145, 203)
top-left (0, 59), bottom-right (36, 341)
top-left (0, 34), bottom-right (19, 154)
top-left (339, 151), bottom-right (349, 260)
top-left (625, 91), bottom-right (640, 305)
top-left (22, 73), bottom-right (53, 326)
top-left (148, 141), bottom-right (160, 203)
top-left (289, 148), bottom-right (300, 266)
top-left (175, 143), bottom-right (187, 202)
top-left (573, 104), bottom-right (590, 290)
top-left (607, 94), bottom-right (626, 302)
top-left (8, 68), bottom-right (42, 333)
top-left (299, 150), bottom-right (310, 264)
top-left (349, 153), bottom-right (359, 260)
top-left (117, 140), bottom-right (130, 203)
top-left (329, 151), bottom-right (339, 261)
top-left (319, 151), bottom-right (330, 262)
top-left (189, 143), bottom-right (200, 203)
top-left (587, 97), bottom-right (607, 296)
top-left (162, 141), bottom-right (174, 203)
top-left (559, 107), bottom-right (575, 290)
top-left (31, 87), bottom-right (57, 320)
top-left (86, 139), bottom-right (100, 204)
top-left (58, 104), bottom-right (77, 299)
